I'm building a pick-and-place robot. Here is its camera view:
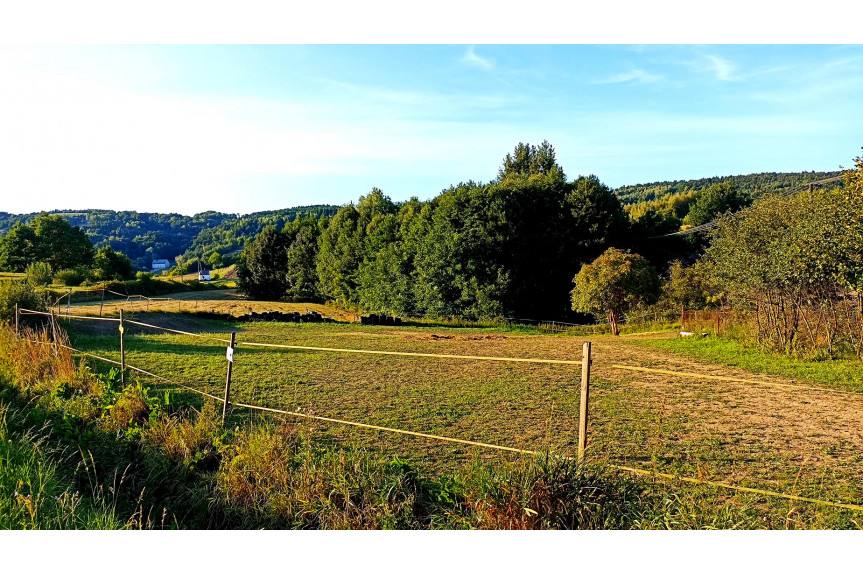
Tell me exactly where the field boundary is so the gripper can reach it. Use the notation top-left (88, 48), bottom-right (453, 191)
top-left (14, 307), bottom-right (863, 514)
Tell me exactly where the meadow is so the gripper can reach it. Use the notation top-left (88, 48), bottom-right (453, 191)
top-left (56, 304), bottom-right (863, 529)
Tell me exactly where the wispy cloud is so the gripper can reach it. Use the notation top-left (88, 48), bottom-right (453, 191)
top-left (461, 46), bottom-right (494, 70)
top-left (592, 68), bottom-right (664, 85)
top-left (706, 55), bottom-right (735, 81)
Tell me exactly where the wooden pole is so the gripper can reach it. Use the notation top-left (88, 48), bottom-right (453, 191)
top-left (49, 309), bottom-right (59, 354)
top-left (119, 309), bottom-right (126, 386)
top-left (67, 289), bottom-right (72, 315)
top-left (578, 341), bottom-right (592, 464)
top-left (14, 303), bottom-right (19, 336)
top-left (99, 288), bottom-right (105, 317)
top-left (222, 332), bottom-right (237, 426)
top-left (681, 304), bottom-right (686, 331)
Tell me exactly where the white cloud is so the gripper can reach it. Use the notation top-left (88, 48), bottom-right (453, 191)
top-left (706, 55), bottom-right (735, 81)
top-left (592, 68), bottom-right (664, 85)
top-left (460, 46), bottom-right (494, 70)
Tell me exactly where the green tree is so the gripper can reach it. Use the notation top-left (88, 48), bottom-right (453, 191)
top-left (206, 252), bottom-right (223, 269)
top-left (92, 246), bottom-right (134, 281)
top-left (566, 175), bottom-right (630, 256)
top-left (701, 178), bottom-right (862, 355)
top-left (571, 248), bottom-right (660, 335)
top-left (316, 189), bottom-right (397, 304)
top-left (31, 214), bottom-right (94, 270)
top-left (0, 223), bottom-right (40, 272)
top-left (237, 226), bottom-right (289, 301)
top-left (686, 181), bottom-right (752, 228)
top-left (283, 216), bottom-right (324, 302)
top-left (497, 140), bottom-right (565, 181)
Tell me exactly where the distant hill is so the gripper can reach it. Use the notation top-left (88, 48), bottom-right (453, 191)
top-left (613, 171), bottom-right (843, 205)
top-left (2, 170), bottom-right (845, 271)
top-left (0, 206), bottom-right (340, 271)
top-left (178, 205), bottom-right (340, 270)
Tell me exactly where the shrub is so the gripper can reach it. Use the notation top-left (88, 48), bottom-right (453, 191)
top-left (135, 271), bottom-right (153, 282)
top-left (0, 280), bottom-right (48, 323)
top-left (54, 269), bottom-right (86, 287)
top-left (25, 262), bottom-right (53, 286)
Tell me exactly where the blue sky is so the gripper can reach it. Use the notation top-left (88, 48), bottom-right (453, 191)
top-left (2, 44), bottom-right (862, 215)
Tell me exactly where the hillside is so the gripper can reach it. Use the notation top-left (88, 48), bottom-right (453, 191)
top-left (0, 205), bottom-right (340, 271)
top-left (178, 205), bottom-right (340, 270)
top-left (0, 170), bottom-right (844, 273)
top-left (613, 170), bottom-right (842, 204)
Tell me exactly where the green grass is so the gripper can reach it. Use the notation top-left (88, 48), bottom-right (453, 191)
top-left (10, 324), bottom-right (813, 530)
top-left (630, 334), bottom-right (863, 392)
top-left (58, 317), bottom-right (863, 528)
top-left (0, 396), bottom-right (126, 529)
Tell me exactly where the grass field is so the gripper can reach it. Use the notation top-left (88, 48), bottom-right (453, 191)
top-left (67, 289), bottom-right (360, 322)
top-left (632, 335), bottom-right (863, 390)
top-left (54, 302), bottom-right (863, 529)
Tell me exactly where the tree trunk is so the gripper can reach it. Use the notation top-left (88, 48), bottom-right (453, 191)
top-left (610, 308), bottom-right (620, 336)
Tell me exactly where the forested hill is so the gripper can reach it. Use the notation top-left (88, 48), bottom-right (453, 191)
top-left (178, 205), bottom-right (340, 270)
top-left (0, 170), bottom-right (844, 273)
top-left (0, 206), bottom-right (340, 271)
top-left (613, 170), bottom-right (842, 204)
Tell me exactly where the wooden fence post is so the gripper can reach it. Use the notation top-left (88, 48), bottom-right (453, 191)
top-left (14, 303), bottom-right (19, 336)
top-left (222, 332), bottom-right (237, 426)
top-left (578, 341), bottom-right (592, 464)
top-left (49, 309), bottom-right (59, 354)
top-left (99, 288), bottom-right (105, 317)
top-left (119, 309), bottom-right (126, 386)
top-left (67, 289), bottom-right (72, 316)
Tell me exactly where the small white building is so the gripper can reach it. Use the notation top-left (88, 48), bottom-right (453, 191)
top-left (151, 259), bottom-right (171, 272)
top-left (198, 268), bottom-right (211, 281)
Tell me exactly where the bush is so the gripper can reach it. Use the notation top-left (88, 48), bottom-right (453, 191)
top-left (54, 269), bottom-right (85, 287)
top-left (25, 262), bottom-right (53, 286)
top-left (135, 271), bottom-right (153, 282)
top-left (0, 280), bottom-right (48, 323)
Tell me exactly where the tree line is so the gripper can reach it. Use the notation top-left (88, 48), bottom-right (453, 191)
top-left (238, 142), bottom-right (711, 320)
top-left (577, 152), bottom-right (862, 358)
top-left (0, 214), bottom-right (135, 285)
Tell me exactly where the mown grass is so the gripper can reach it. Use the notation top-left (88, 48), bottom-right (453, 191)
top-left (631, 334), bottom-right (863, 391)
top-left (55, 316), bottom-right (863, 529)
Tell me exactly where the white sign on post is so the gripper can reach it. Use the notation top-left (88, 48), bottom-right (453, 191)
top-left (226, 347), bottom-right (234, 362)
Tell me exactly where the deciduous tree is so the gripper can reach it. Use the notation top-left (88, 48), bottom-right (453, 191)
top-left (571, 248), bottom-right (660, 335)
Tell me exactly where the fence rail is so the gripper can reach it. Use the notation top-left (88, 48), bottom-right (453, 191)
top-left (12, 306), bottom-right (863, 513)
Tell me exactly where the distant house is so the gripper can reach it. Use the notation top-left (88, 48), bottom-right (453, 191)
top-left (198, 268), bottom-right (211, 281)
top-left (151, 259), bottom-right (171, 272)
